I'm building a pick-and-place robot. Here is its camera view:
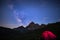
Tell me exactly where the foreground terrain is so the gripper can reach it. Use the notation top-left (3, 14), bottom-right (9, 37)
top-left (0, 22), bottom-right (60, 40)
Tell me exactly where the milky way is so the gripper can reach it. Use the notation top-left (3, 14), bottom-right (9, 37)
top-left (0, 0), bottom-right (60, 28)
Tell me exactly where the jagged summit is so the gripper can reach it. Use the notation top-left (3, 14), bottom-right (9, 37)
top-left (26, 22), bottom-right (40, 30)
top-left (29, 22), bottom-right (35, 25)
top-left (16, 26), bottom-right (24, 29)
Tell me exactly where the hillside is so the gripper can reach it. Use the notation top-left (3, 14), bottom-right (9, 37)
top-left (0, 22), bottom-right (60, 40)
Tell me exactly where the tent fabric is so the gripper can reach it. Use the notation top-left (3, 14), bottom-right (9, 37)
top-left (42, 31), bottom-right (56, 40)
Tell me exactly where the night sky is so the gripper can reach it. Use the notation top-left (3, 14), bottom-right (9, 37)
top-left (0, 0), bottom-right (60, 28)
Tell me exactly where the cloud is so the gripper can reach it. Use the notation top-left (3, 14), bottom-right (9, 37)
top-left (13, 10), bottom-right (19, 16)
top-left (42, 17), bottom-right (48, 21)
top-left (10, 7), bottom-right (22, 23)
top-left (16, 18), bottom-right (22, 22)
top-left (41, 17), bottom-right (49, 24)
top-left (13, 10), bottom-right (17, 14)
top-left (1, 24), bottom-right (19, 29)
top-left (13, 10), bottom-right (23, 26)
top-left (13, 10), bottom-right (23, 23)
top-left (58, 19), bottom-right (60, 22)
top-left (8, 4), bottom-right (14, 10)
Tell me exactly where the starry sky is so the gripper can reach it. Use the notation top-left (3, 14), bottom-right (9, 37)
top-left (0, 0), bottom-right (60, 28)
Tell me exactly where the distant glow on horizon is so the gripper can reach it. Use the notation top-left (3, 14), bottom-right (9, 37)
top-left (0, 0), bottom-right (60, 28)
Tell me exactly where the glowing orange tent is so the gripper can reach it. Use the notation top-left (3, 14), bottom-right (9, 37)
top-left (41, 31), bottom-right (56, 40)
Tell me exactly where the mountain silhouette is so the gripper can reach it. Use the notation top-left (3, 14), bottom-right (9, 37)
top-left (26, 22), bottom-right (40, 30)
top-left (14, 26), bottom-right (25, 30)
top-left (14, 26), bottom-right (28, 33)
top-left (0, 22), bottom-right (60, 40)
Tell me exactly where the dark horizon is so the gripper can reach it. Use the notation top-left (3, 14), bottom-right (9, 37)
top-left (0, 21), bottom-right (60, 29)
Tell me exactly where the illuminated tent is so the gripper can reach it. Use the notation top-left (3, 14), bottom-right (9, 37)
top-left (41, 31), bottom-right (56, 40)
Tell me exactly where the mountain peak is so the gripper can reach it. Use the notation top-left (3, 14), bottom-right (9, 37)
top-left (26, 22), bottom-right (40, 30)
top-left (18, 26), bottom-right (24, 28)
top-left (29, 22), bottom-right (35, 25)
